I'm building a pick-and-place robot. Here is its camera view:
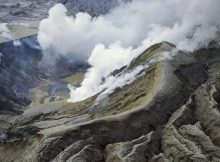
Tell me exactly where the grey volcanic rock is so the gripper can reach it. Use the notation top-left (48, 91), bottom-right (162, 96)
top-left (0, 0), bottom-right (127, 23)
top-left (2, 1), bottom-right (220, 161)
top-left (0, 0), bottom-right (59, 23)
top-left (66, 0), bottom-right (130, 17)
top-left (1, 41), bottom-right (220, 162)
top-left (0, 36), bottom-right (42, 115)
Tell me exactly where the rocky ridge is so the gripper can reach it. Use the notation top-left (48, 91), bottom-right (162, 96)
top-left (0, 41), bottom-right (219, 162)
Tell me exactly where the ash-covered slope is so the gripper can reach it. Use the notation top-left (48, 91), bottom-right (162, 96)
top-left (1, 41), bottom-right (220, 162)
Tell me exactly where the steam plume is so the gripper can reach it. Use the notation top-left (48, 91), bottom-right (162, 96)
top-left (38, 0), bottom-right (220, 102)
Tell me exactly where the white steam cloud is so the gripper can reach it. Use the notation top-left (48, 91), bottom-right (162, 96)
top-left (68, 42), bottom-right (138, 102)
top-left (38, 0), bottom-right (220, 102)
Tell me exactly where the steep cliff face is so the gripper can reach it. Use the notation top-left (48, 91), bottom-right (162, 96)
top-left (0, 36), bottom-right (43, 132)
top-left (0, 41), bottom-right (219, 162)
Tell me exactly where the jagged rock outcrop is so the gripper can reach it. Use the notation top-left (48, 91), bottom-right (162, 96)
top-left (0, 41), bottom-right (219, 162)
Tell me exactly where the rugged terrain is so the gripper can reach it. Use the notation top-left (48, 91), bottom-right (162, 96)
top-left (1, 0), bottom-right (220, 162)
top-left (0, 40), bottom-right (220, 162)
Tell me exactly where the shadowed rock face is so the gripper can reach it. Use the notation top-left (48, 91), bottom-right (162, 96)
top-left (1, 41), bottom-right (220, 162)
top-left (0, 36), bottom-right (42, 115)
top-left (0, 35), bottom-right (89, 132)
